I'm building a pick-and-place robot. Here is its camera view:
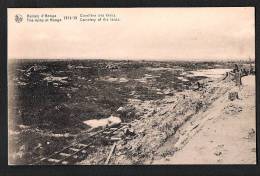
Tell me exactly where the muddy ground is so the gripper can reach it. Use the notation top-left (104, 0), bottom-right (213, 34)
top-left (8, 59), bottom-right (252, 164)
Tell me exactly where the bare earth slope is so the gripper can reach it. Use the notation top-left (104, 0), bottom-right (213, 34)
top-left (153, 75), bottom-right (256, 164)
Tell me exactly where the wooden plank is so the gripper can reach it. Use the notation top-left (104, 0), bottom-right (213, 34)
top-left (31, 124), bottom-right (128, 165)
top-left (105, 143), bottom-right (117, 165)
top-left (57, 143), bottom-right (92, 164)
top-left (72, 155), bottom-right (78, 159)
top-left (47, 158), bottom-right (60, 163)
top-left (81, 150), bottom-right (87, 154)
top-left (102, 131), bottom-right (111, 134)
top-left (69, 148), bottom-right (80, 152)
top-left (59, 153), bottom-right (71, 157)
top-left (61, 161), bottom-right (69, 165)
top-left (110, 137), bottom-right (121, 141)
top-left (109, 127), bottom-right (118, 130)
top-left (77, 143), bottom-right (88, 147)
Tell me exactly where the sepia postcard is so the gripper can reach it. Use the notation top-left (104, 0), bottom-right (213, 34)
top-left (8, 7), bottom-right (256, 165)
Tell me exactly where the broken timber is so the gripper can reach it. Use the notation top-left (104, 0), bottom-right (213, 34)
top-left (105, 143), bottom-right (117, 165)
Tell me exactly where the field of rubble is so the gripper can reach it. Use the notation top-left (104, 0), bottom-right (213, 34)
top-left (8, 59), bottom-right (252, 164)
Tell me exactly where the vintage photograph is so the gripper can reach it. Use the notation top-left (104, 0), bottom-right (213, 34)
top-left (8, 8), bottom-right (256, 165)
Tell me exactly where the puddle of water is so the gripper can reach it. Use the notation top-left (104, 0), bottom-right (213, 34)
top-left (101, 76), bottom-right (129, 83)
top-left (43, 76), bottom-right (68, 83)
top-left (188, 69), bottom-right (231, 79)
top-left (83, 116), bottom-right (121, 128)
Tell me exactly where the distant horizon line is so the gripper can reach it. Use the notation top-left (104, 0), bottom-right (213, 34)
top-left (8, 57), bottom-right (255, 62)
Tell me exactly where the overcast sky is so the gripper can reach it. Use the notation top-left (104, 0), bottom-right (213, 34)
top-left (8, 7), bottom-right (255, 61)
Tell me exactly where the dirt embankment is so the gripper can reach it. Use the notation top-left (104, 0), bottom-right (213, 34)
top-left (153, 75), bottom-right (256, 164)
top-left (101, 75), bottom-right (250, 164)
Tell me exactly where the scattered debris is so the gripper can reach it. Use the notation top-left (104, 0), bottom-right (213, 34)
top-left (214, 151), bottom-right (222, 156)
top-left (248, 128), bottom-right (256, 138)
top-left (18, 125), bottom-right (30, 129)
top-left (116, 106), bottom-right (136, 119)
top-left (10, 60), bottom-right (252, 165)
top-left (17, 81), bottom-right (28, 86)
top-left (244, 128), bottom-right (256, 140)
top-left (123, 125), bottom-right (136, 137)
top-left (224, 103), bottom-right (242, 115)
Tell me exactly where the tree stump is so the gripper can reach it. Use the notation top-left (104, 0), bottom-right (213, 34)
top-left (228, 92), bottom-right (239, 101)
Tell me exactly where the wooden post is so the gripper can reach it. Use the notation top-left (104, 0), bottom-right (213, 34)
top-left (105, 143), bottom-right (117, 165)
top-left (234, 71), bottom-right (242, 86)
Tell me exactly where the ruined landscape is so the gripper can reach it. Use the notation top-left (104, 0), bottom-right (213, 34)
top-left (8, 59), bottom-right (256, 165)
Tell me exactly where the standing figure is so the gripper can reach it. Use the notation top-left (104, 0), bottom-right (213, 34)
top-left (233, 64), bottom-right (242, 86)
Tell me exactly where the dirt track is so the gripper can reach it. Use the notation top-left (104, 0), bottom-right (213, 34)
top-left (153, 75), bottom-right (256, 164)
